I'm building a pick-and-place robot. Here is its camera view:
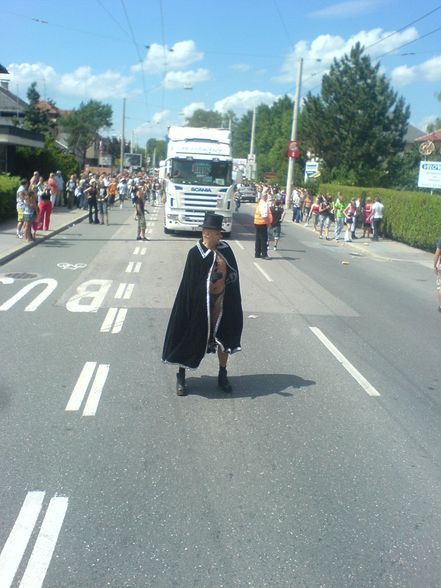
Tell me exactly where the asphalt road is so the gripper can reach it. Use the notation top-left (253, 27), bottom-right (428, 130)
top-left (0, 202), bottom-right (440, 587)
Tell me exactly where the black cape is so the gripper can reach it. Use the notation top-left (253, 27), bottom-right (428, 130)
top-left (162, 239), bottom-right (243, 369)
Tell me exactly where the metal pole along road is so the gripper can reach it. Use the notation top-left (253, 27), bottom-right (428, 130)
top-left (120, 97), bottom-right (126, 174)
top-left (285, 57), bottom-right (303, 207)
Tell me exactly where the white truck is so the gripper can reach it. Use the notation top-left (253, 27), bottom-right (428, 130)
top-left (163, 126), bottom-right (234, 236)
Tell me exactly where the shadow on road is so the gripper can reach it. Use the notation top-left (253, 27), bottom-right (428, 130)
top-left (187, 373), bottom-right (315, 399)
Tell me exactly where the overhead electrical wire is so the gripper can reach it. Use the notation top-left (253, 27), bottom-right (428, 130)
top-left (364, 4), bottom-right (441, 51)
top-left (120, 0), bottom-right (149, 113)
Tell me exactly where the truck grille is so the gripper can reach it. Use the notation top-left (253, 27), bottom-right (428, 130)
top-left (182, 193), bottom-right (217, 224)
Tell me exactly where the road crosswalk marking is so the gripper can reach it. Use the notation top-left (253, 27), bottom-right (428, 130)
top-left (0, 492), bottom-right (68, 588)
top-left (65, 362), bottom-right (110, 415)
top-left (133, 247), bottom-right (147, 255)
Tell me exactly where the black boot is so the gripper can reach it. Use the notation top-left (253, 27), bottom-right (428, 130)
top-left (218, 367), bottom-right (232, 393)
top-left (176, 369), bottom-right (187, 396)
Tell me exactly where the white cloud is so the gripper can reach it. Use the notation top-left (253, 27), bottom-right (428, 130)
top-left (391, 55), bottom-right (441, 87)
top-left (8, 62), bottom-right (133, 101)
top-left (132, 40), bottom-right (203, 74)
top-left (390, 65), bottom-right (417, 87)
top-left (418, 115), bottom-right (438, 132)
top-left (152, 110), bottom-right (170, 124)
top-left (8, 62), bottom-right (57, 91)
top-left (230, 63), bottom-right (251, 72)
top-left (419, 56), bottom-right (441, 83)
top-left (133, 112), bottom-right (171, 141)
top-left (181, 102), bottom-right (206, 118)
top-left (59, 67), bottom-right (133, 99)
top-left (309, 0), bottom-right (380, 18)
top-left (275, 27), bottom-right (419, 86)
top-left (162, 68), bottom-right (210, 89)
top-left (214, 90), bottom-right (280, 114)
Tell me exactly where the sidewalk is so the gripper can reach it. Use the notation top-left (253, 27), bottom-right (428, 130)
top-left (0, 206), bottom-right (89, 266)
top-left (290, 219), bottom-right (434, 269)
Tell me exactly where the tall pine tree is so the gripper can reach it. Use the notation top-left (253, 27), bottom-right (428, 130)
top-left (302, 43), bottom-right (410, 186)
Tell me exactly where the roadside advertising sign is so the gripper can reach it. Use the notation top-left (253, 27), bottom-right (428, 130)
top-left (418, 161), bottom-right (441, 189)
top-left (124, 153), bottom-right (142, 168)
top-left (304, 160), bottom-right (320, 181)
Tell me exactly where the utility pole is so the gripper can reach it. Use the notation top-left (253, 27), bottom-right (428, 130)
top-left (120, 97), bottom-right (126, 174)
top-left (285, 57), bottom-right (303, 207)
top-left (248, 107), bottom-right (256, 180)
top-left (131, 130), bottom-right (134, 154)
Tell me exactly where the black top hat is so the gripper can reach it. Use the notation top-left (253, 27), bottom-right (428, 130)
top-left (201, 212), bottom-right (223, 231)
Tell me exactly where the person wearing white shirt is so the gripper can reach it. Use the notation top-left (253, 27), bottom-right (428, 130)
top-left (371, 196), bottom-right (384, 241)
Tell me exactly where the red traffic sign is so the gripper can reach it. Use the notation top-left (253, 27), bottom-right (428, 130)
top-left (287, 140), bottom-right (300, 159)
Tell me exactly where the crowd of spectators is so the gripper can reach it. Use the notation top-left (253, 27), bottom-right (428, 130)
top-left (15, 170), bottom-right (163, 241)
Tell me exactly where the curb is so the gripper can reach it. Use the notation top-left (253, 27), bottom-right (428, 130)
top-left (0, 211), bottom-right (89, 266)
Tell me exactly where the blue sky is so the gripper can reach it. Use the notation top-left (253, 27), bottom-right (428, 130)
top-left (3, 0), bottom-right (441, 144)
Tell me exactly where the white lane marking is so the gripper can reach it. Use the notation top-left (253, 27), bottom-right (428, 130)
top-left (126, 262), bottom-right (142, 273)
top-left (140, 248), bottom-right (146, 255)
top-left (309, 327), bottom-right (381, 397)
top-left (57, 263), bottom-right (87, 270)
top-left (19, 496), bottom-right (68, 588)
top-left (0, 279), bottom-right (58, 312)
top-left (112, 308), bottom-right (127, 334)
top-left (115, 283), bottom-right (127, 299)
top-left (123, 284), bottom-right (134, 300)
top-left (0, 491), bottom-right (45, 588)
top-left (82, 364), bottom-right (110, 416)
top-left (115, 283), bottom-right (134, 300)
top-left (133, 246), bottom-right (140, 255)
top-left (100, 308), bottom-right (118, 332)
top-left (234, 240), bottom-right (244, 250)
top-left (66, 279), bottom-right (112, 313)
top-left (65, 362), bottom-right (97, 411)
top-left (253, 262), bottom-right (273, 283)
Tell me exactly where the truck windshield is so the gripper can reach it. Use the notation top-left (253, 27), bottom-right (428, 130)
top-left (171, 159), bottom-right (232, 186)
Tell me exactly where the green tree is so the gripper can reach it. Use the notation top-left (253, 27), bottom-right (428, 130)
top-left (22, 82), bottom-right (52, 136)
top-left (185, 109), bottom-right (234, 129)
top-left (60, 100), bottom-right (112, 166)
top-left (302, 43), bottom-right (410, 186)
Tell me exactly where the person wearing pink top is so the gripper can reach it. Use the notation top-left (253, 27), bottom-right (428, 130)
top-left (362, 197), bottom-right (373, 238)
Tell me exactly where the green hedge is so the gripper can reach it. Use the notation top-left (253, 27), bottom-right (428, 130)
top-left (320, 183), bottom-right (441, 252)
top-left (0, 175), bottom-right (20, 222)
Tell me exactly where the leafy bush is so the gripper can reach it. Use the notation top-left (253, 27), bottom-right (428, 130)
top-left (319, 182), bottom-right (441, 251)
top-left (0, 174), bottom-right (20, 221)
top-left (14, 137), bottom-right (79, 180)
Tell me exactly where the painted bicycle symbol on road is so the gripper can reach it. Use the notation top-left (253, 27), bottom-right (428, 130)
top-left (57, 263), bottom-right (87, 271)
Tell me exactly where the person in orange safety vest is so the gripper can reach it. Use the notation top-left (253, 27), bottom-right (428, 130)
top-left (254, 189), bottom-right (272, 259)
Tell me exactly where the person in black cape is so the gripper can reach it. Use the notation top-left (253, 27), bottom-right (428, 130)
top-left (162, 212), bottom-right (243, 395)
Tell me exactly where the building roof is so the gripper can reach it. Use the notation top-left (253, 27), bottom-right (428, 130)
top-left (0, 86), bottom-right (28, 114)
top-left (414, 129), bottom-right (441, 142)
top-left (405, 123), bottom-right (425, 143)
top-left (37, 100), bottom-right (69, 117)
